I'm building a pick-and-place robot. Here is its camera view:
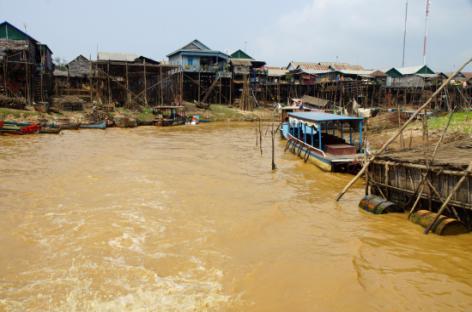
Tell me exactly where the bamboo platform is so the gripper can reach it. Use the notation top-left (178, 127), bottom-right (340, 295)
top-left (368, 139), bottom-right (472, 228)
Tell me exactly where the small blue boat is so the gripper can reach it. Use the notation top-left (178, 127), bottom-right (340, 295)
top-left (280, 111), bottom-right (365, 173)
top-left (4, 120), bottom-right (32, 127)
top-left (80, 120), bottom-right (106, 129)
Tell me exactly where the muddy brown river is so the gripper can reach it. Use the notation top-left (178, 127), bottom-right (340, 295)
top-left (1, 123), bottom-right (471, 311)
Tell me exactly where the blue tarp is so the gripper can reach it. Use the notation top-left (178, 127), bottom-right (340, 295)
top-left (288, 112), bottom-right (363, 123)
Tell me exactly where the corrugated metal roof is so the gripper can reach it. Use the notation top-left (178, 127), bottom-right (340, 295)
top-left (301, 95), bottom-right (329, 107)
top-left (288, 111), bottom-right (363, 122)
top-left (230, 58), bottom-right (252, 66)
top-left (53, 69), bottom-right (68, 77)
top-left (290, 62), bottom-right (330, 71)
top-left (97, 52), bottom-right (139, 62)
top-left (267, 67), bottom-right (287, 77)
top-left (463, 72), bottom-right (472, 80)
top-left (396, 65), bottom-right (425, 75)
top-left (337, 69), bottom-right (375, 77)
top-left (167, 39), bottom-right (229, 59)
top-left (370, 70), bottom-right (386, 77)
top-left (300, 69), bottom-right (332, 75)
top-left (320, 62), bottom-right (364, 71)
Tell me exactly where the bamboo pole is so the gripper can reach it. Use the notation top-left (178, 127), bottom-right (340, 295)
top-left (198, 71), bottom-right (201, 103)
top-left (24, 50), bottom-right (30, 103)
top-left (143, 59), bottom-right (148, 106)
top-left (40, 48), bottom-right (44, 102)
top-left (271, 121), bottom-right (276, 170)
top-left (335, 57), bottom-right (472, 202)
top-left (160, 65), bottom-right (164, 105)
top-left (3, 55), bottom-right (7, 93)
top-left (424, 161), bottom-right (472, 234)
top-left (107, 60), bottom-right (111, 104)
top-left (125, 61), bottom-right (130, 106)
top-left (89, 55), bottom-right (93, 103)
top-left (179, 70), bottom-right (183, 105)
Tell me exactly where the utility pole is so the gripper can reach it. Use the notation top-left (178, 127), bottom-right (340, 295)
top-left (423, 0), bottom-right (431, 65)
top-left (402, 0), bottom-right (409, 67)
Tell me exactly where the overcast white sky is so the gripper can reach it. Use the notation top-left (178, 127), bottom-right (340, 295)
top-left (1, 0), bottom-right (471, 71)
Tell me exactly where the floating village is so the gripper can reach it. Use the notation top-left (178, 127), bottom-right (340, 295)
top-left (0, 17), bottom-right (471, 239)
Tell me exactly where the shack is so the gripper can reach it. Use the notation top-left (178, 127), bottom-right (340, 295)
top-left (54, 55), bottom-right (92, 97)
top-left (93, 52), bottom-right (179, 108)
top-left (0, 21), bottom-right (54, 105)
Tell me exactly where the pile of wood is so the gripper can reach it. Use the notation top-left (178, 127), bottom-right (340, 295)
top-left (85, 106), bottom-right (110, 123)
top-left (51, 96), bottom-right (85, 111)
top-left (368, 112), bottom-right (409, 132)
top-left (0, 95), bottom-right (27, 109)
top-left (239, 77), bottom-right (256, 111)
top-left (113, 115), bottom-right (137, 128)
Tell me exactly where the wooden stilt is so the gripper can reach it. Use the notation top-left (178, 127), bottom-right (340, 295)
top-left (143, 59), bottom-right (148, 106)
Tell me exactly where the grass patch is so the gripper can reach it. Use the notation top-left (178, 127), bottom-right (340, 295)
top-left (0, 108), bottom-right (39, 119)
top-left (428, 112), bottom-right (472, 134)
top-left (137, 107), bottom-right (155, 122)
top-left (209, 104), bottom-right (246, 121)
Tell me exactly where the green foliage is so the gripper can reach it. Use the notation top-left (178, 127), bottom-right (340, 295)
top-left (428, 112), bottom-right (472, 134)
top-left (137, 108), bottom-right (155, 122)
top-left (0, 108), bottom-right (38, 119)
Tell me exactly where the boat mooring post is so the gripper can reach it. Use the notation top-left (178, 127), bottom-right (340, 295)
top-left (318, 122), bottom-right (322, 150)
top-left (271, 122), bottom-right (276, 171)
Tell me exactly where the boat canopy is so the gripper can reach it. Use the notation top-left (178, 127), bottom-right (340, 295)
top-left (288, 112), bottom-right (363, 123)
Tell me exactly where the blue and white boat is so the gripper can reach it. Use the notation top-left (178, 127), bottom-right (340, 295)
top-left (80, 120), bottom-right (106, 129)
top-left (280, 111), bottom-right (365, 172)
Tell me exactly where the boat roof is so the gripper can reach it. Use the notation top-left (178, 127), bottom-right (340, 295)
top-left (288, 111), bottom-right (363, 122)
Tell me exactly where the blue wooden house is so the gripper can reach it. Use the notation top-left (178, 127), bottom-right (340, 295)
top-left (167, 39), bottom-right (229, 73)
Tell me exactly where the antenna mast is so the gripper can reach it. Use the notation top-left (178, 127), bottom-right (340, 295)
top-left (423, 0), bottom-right (431, 65)
top-left (402, 0), bottom-right (408, 67)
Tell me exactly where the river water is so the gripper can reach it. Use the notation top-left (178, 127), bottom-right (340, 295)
top-left (1, 123), bottom-right (471, 311)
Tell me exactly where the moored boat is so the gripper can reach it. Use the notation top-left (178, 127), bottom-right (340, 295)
top-left (153, 106), bottom-right (186, 127)
top-left (280, 111), bottom-right (365, 173)
top-left (0, 122), bottom-right (40, 135)
top-left (79, 120), bottom-right (106, 129)
top-left (3, 120), bottom-right (33, 127)
top-left (57, 122), bottom-right (81, 130)
top-left (39, 127), bottom-right (62, 134)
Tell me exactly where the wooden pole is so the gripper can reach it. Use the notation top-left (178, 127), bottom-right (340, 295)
top-left (229, 77), bottom-right (232, 105)
top-left (24, 51), bottom-right (29, 103)
top-left (198, 71), bottom-right (201, 103)
top-left (143, 59), bottom-right (148, 106)
top-left (271, 121), bottom-right (276, 170)
top-left (3, 55), bottom-right (7, 93)
top-left (160, 64), bottom-right (164, 105)
top-left (125, 61), bottom-right (130, 106)
top-left (107, 60), bottom-right (111, 104)
top-left (40, 48), bottom-right (44, 102)
top-left (424, 161), bottom-right (472, 234)
top-left (89, 55), bottom-right (93, 103)
top-left (179, 69), bottom-right (183, 105)
top-left (335, 57), bottom-right (472, 201)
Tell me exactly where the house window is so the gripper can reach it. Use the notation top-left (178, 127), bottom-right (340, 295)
top-left (187, 57), bottom-right (194, 66)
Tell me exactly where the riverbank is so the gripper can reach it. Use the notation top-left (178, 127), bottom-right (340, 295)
top-left (366, 111), bottom-right (472, 151)
top-left (0, 102), bottom-right (277, 128)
